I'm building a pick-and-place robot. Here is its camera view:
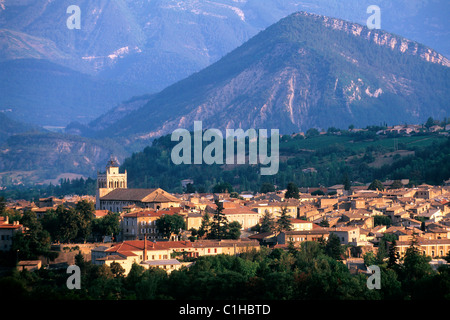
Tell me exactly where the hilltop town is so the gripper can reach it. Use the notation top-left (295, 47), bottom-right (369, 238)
top-left (2, 157), bottom-right (449, 277)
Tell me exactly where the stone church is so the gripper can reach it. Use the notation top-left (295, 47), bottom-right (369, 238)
top-left (96, 157), bottom-right (181, 213)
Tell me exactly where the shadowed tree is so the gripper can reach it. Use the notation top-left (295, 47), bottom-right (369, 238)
top-left (285, 182), bottom-right (300, 199)
top-left (276, 207), bottom-right (293, 233)
top-left (368, 179), bottom-right (385, 191)
top-left (260, 210), bottom-right (276, 233)
top-left (209, 199), bottom-right (228, 240)
top-left (13, 211), bottom-right (55, 261)
top-left (156, 214), bottom-right (186, 240)
top-left (324, 233), bottom-right (344, 261)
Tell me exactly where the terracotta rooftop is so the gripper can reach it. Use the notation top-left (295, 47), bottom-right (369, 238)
top-left (105, 240), bottom-right (193, 254)
top-left (100, 188), bottom-right (180, 203)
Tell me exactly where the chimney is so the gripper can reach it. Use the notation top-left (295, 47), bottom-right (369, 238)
top-left (143, 234), bottom-right (147, 261)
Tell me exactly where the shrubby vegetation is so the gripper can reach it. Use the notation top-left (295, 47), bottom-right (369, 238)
top-left (1, 123), bottom-right (448, 201)
top-left (0, 177), bottom-right (96, 201)
top-left (2, 236), bottom-right (449, 300)
top-left (120, 130), bottom-right (450, 194)
top-left (2, 201), bottom-right (120, 263)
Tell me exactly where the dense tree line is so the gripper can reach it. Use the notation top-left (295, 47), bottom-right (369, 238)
top-left (1, 235), bottom-right (449, 300)
top-left (0, 177), bottom-right (96, 202)
top-left (120, 130), bottom-right (450, 194)
top-left (3, 201), bottom-right (120, 263)
top-left (1, 130), bottom-right (448, 201)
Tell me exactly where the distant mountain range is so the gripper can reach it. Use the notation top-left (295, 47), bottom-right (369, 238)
top-left (83, 11), bottom-right (450, 142)
top-left (0, 2), bottom-right (449, 184)
top-left (0, 0), bottom-right (449, 126)
top-left (0, 59), bottom-right (138, 126)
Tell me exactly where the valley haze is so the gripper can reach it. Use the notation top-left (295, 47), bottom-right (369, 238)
top-left (0, 2), bottom-right (450, 307)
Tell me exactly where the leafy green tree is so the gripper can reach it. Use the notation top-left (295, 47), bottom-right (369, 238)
top-left (124, 262), bottom-right (145, 293)
top-left (75, 200), bottom-right (95, 243)
top-left (55, 205), bottom-right (80, 243)
top-left (75, 252), bottom-right (86, 270)
top-left (444, 251), bottom-right (450, 264)
top-left (260, 182), bottom-right (275, 194)
top-left (0, 196), bottom-right (6, 215)
top-left (363, 251), bottom-right (378, 266)
top-left (390, 180), bottom-right (404, 189)
top-left (197, 212), bottom-right (211, 238)
top-left (374, 215), bottom-right (392, 227)
top-left (343, 173), bottom-right (351, 191)
top-left (156, 214), bottom-right (186, 240)
top-left (311, 189), bottom-right (325, 196)
top-left (368, 179), bottom-right (385, 191)
top-left (285, 182), bottom-right (299, 199)
top-left (92, 211), bottom-right (120, 241)
top-left (306, 128), bottom-right (320, 137)
top-left (401, 233), bottom-right (433, 283)
top-left (185, 183), bottom-right (196, 194)
top-left (324, 233), bottom-right (344, 261)
top-left (209, 200), bottom-right (228, 240)
top-left (425, 116), bottom-right (435, 129)
top-left (136, 268), bottom-right (168, 299)
top-left (225, 221), bottom-right (242, 240)
top-left (387, 238), bottom-right (400, 270)
top-left (287, 240), bottom-right (297, 255)
top-left (13, 210), bottom-right (55, 261)
top-left (375, 238), bottom-right (389, 265)
top-left (296, 241), bottom-right (325, 268)
top-left (212, 182), bottom-right (233, 193)
top-left (41, 210), bottom-right (59, 241)
top-left (260, 210), bottom-right (276, 233)
top-left (276, 207), bottom-right (293, 232)
top-left (110, 262), bottom-right (126, 278)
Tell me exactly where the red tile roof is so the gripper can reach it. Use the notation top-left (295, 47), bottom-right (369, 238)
top-left (95, 210), bottom-right (109, 218)
top-left (105, 240), bottom-right (193, 254)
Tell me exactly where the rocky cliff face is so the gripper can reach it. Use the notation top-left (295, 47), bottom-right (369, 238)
top-left (1, 1), bottom-right (449, 128)
top-left (90, 11), bottom-right (450, 141)
top-left (312, 12), bottom-right (450, 67)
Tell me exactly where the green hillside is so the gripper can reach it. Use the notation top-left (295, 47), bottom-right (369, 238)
top-left (93, 11), bottom-right (450, 141)
top-left (120, 127), bottom-right (450, 194)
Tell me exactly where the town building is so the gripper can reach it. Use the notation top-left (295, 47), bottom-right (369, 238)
top-left (396, 238), bottom-right (450, 258)
top-left (0, 216), bottom-right (23, 252)
top-left (277, 229), bottom-right (329, 247)
top-left (92, 238), bottom-right (259, 275)
top-left (96, 157), bottom-right (180, 212)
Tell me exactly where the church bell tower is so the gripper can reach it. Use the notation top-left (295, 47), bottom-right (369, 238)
top-left (96, 156), bottom-right (127, 210)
